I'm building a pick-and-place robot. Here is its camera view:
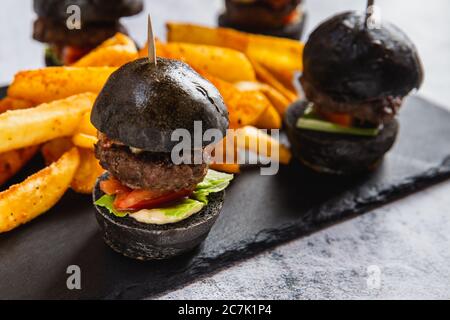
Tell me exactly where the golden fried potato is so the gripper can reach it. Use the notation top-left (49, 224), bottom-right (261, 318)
top-left (141, 41), bottom-right (256, 83)
top-left (254, 103), bottom-right (282, 130)
top-left (0, 148), bottom-right (80, 233)
top-left (72, 133), bottom-right (97, 150)
top-left (0, 97), bottom-right (34, 114)
top-left (72, 33), bottom-right (138, 67)
top-left (8, 67), bottom-right (115, 104)
top-left (0, 147), bottom-right (39, 186)
top-left (75, 111), bottom-right (97, 136)
top-left (235, 126), bottom-right (292, 165)
top-left (71, 148), bottom-right (104, 194)
top-left (41, 138), bottom-right (74, 165)
top-left (209, 163), bottom-right (240, 174)
top-left (166, 22), bottom-right (303, 85)
top-left (0, 93), bottom-right (96, 153)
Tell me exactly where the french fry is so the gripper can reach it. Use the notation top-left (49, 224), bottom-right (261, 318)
top-left (209, 163), bottom-right (240, 174)
top-left (235, 81), bottom-right (291, 117)
top-left (236, 126), bottom-right (292, 165)
top-left (0, 148), bottom-right (80, 233)
top-left (72, 33), bottom-right (138, 67)
top-left (0, 93), bottom-right (96, 153)
top-left (166, 22), bottom-right (303, 85)
top-left (141, 41), bottom-right (256, 83)
top-left (76, 111), bottom-right (97, 136)
top-left (254, 103), bottom-right (282, 130)
top-left (0, 147), bottom-right (39, 186)
top-left (8, 67), bottom-right (115, 104)
top-left (41, 138), bottom-right (74, 165)
top-left (72, 133), bottom-right (97, 150)
top-left (250, 58), bottom-right (297, 103)
top-left (71, 148), bottom-right (104, 194)
top-left (0, 97), bottom-right (34, 114)
top-left (203, 74), bottom-right (268, 128)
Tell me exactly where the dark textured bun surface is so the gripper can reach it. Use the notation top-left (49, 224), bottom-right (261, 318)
top-left (33, 0), bottom-right (144, 22)
top-left (302, 11), bottom-right (423, 103)
top-left (91, 58), bottom-right (229, 152)
top-left (285, 100), bottom-right (399, 175)
top-left (93, 173), bottom-right (225, 260)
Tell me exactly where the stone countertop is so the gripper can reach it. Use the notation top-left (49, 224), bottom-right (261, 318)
top-left (1, 0), bottom-right (449, 300)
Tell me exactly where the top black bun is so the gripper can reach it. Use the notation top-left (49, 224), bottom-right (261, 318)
top-left (302, 11), bottom-right (423, 103)
top-left (91, 58), bottom-right (229, 152)
top-left (33, 0), bottom-right (144, 22)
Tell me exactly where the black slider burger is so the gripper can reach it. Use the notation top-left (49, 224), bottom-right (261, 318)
top-left (33, 0), bottom-right (144, 66)
top-left (219, 0), bottom-right (306, 40)
top-left (91, 57), bottom-right (233, 260)
top-left (285, 11), bottom-right (424, 175)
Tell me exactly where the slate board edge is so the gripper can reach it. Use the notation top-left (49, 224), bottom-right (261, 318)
top-left (106, 160), bottom-right (450, 300)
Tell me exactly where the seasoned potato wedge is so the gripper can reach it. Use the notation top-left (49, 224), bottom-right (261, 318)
top-left (0, 93), bottom-right (96, 153)
top-left (8, 67), bottom-right (114, 104)
top-left (0, 97), bottom-right (34, 114)
top-left (72, 133), bottom-right (97, 150)
top-left (41, 138), bottom-right (74, 165)
top-left (0, 148), bottom-right (80, 233)
top-left (72, 33), bottom-right (138, 67)
top-left (141, 41), bottom-right (256, 83)
top-left (71, 148), bottom-right (104, 194)
top-left (75, 111), bottom-right (97, 136)
top-left (0, 147), bottom-right (39, 186)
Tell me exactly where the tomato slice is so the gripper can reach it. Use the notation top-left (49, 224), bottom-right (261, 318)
top-left (62, 46), bottom-right (91, 65)
top-left (100, 177), bottom-right (131, 195)
top-left (113, 188), bottom-right (194, 211)
top-left (318, 110), bottom-right (353, 127)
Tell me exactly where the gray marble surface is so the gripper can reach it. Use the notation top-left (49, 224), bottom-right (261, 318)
top-left (1, 0), bottom-right (450, 300)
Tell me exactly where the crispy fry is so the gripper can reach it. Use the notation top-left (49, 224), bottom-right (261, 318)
top-left (203, 74), bottom-right (268, 128)
top-left (166, 22), bottom-right (303, 84)
top-left (0, 97), bottom-right (34, 114)
top-left (76, 111), bottom-right (97, 136)
top-left (141, 41), bottom-right (256, 83)
top-left (72, 33), bottom-right (138, 67)
top-left (236, 126), bottom-right (292, 165)
top-left (209, 163), bottom-right (240, 174)
top-left (255, 103), bottom-right (282, 129)
top-left (0, 93), bottom-right (96, 153)
top-left (0, 148), bottom-right (80, 233)
top-left (8, 67), bottom-right (115, 104)
top-left (41, 138), bottom-right (74, 165)
top-left (235, 81), bottom-right (291, 117)
top-left (250, 58), bottom-right (297, 103)
top-left (72, 133), bottom-right (97, 150)
top-left (0, 147), bottom-right (39, 186)
top-left (71, 148), bottom-right (104, 194)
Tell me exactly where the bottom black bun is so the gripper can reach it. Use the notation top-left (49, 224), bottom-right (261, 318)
top-left (285, 100), bottom-right (399, 175)
top-left (93, 173), bottom-right (225, 260)
top-left (218, 13), bottom-right (306, 40)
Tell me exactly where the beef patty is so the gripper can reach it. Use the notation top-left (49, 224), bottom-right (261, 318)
top-left (95, 135), bottom-right (207, 192)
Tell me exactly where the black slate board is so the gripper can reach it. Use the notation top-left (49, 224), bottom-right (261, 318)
top-left (1, 85), bottom-right (450, 299)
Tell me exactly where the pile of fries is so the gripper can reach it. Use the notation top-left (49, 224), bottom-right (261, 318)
top-left (0, 24), bottom-right (302, 233)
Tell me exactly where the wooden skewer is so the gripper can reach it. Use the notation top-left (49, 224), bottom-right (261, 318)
top-left (147, 14), bottom-right (157, 66)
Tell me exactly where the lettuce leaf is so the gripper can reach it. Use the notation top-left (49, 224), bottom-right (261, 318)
top-left (94, 170), bottom-right (234, 223)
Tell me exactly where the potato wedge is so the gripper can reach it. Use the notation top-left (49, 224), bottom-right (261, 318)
top-left (236, 81), bottom-right (291, 117)
top-left (0, 146), bottom-right (39, 186)
top-left (41, 138), bottom-right (74, 165)
top-left (72, 33), bottom-right (138, 67)
top-left (250, 58), bottom-right (297, 103)
top-left (8, 67), bottom-right (115, 104)
top-left (72, 133), bottom-right (97, 150)
top-left (236, 126), bottom-right (292, 165)
top-left (0, 97), bottom-right (34, 114)
top-left (0, 148), bottom-right (80, 233)
top-left (76, 111), bottom-right (97, 136)
top-left (141, 41), bottom-right (255, 83)
top-left (166, 23), bottom-right (303, 84)
top-left (0, 93), bottom-right (96, 153)
top-left (209, 163), bottom-right (240, 174)
top-left (71, 148), bottom-right (104, 194)
top-left (254, 103), bottom-right (282, 129)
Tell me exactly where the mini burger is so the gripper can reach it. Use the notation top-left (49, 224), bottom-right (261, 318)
top-left (91, 57), bottom-right (233, 260)
top-left (32, 0), bottom-right (143, 66)
top-left (218, 0), bottom-right (306, 40)
top-left (285, 11), bottom-right (423, 175)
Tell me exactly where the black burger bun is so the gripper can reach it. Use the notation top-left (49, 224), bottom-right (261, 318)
top-left (33, 0), bottom-right (144, 22)
top-left (91, 57), bottom-right (229, 152)
top-left (285, 100), bottom-right (399, 175)
top-left (93, 173), bottom-right (225, 260)
top-left (302, 11), bottom-right (424, 104)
